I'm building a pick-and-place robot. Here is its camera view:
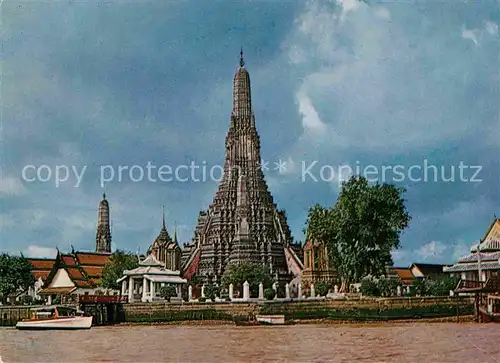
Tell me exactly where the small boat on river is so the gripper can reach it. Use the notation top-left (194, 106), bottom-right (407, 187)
top-left (16, 305), bottom-right (92, 330)
top-left (255, 315), bottom-right (285, 325)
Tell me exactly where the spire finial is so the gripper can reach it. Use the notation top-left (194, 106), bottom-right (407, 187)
top-left (162, 205), bottom-right (166, 229)
top-left (239, 47), bottom-right (245, 67)
top-left (174, 220), bottom-right (178, 243)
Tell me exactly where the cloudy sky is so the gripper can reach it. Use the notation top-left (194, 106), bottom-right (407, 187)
top-left (1, 0), bottom-right (499, 266)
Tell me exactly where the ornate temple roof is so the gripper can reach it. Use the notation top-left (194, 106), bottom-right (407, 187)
top-left (151, 207), bottom-right (175, 248)
top-left (118, 253), bottom-right (186, 283)
top-left (27, 258), bottom-right (56, 282)
top-left (41, 250), bottom-right (111, 290)
top-left (139, 253), bottom-right (164, 267)
top-left (445, 218), bottom-right (500, 273)
top-left (445, 261), bottom-right (500, 272)
top-left (471, 219), bottom-right (500, 252)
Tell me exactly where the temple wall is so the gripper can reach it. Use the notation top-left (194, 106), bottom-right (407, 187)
top-left (122, 296), bottom-right (473, 323)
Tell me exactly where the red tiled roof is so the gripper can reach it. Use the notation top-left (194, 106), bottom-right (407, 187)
top-left (75, 252), bottom-right (110, 266)
top-left (62, 255), bottom-right (77, 266)
top-left (182, 250), bottom-right (200, 280)
top-left (28, 258), bottom-right (55, 270)
top-left (81, 266), bottom-right (103, 277)
top-left (39, 286), bottom-right (76, 295)
top-left (411, 263), bottom-right (447, 276)
top-left (88, 278), bottom-right (101, 286)
top-left (66, 268), bottom-right (85, 280)
top-left (393, 268), bottom-right (416, 285)
top-left (33, 271), bottom-right (51, 280)
top-left (74, 280), bottom-right (93, 288)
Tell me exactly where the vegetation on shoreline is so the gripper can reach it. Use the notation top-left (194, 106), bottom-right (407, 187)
top-left (0, 254), bottom-right (34, 304)
top-left (100, 250), bottom-right (139, 291)
top-left (305, 176), bottom-right (411, 292)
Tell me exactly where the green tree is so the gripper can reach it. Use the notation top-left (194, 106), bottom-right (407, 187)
top-left (21, 295), bottom-right (34, 305)
top-left (430, 275), bottom-right (460, 296)
top-left (306, 176), bottom-right (410, 292)
top-left (100, 250), bottom-right (139, 291)
top-left (221, 263), bottom-right (273, 297)
top-left (377, 276), bottom-right (400, 297)
top-left (159, 285), bottom-right (177, 302)
top-left (189, 275), bottom-right (203, 286)
top-left (264, 288), bottom-right (276, 300)
top-left (411, 275), bottom-right (460, 297)
top-left (315, 281), bottom-right (331, 296)
top-left (204, 284), bottom-right (220, 301)
top-left (0, 253), bottom-right (35, 304)
top-left (411, 278), bottom-right (428, 296)
top-left (359, 277), bottom-right (380, 297)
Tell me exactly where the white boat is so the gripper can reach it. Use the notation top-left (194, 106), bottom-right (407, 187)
top-left (255, 314), bottom-right (285, 325)
top-left (16, 305), bottom-right (92, 330)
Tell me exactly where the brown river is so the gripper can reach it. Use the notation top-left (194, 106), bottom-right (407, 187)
top-left (1, 323), bottom-right (500, 362)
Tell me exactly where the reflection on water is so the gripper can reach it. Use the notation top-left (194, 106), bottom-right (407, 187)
top-left (1, 323), bottom-right (500, 362)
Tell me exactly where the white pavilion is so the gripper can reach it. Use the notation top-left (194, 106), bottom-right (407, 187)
top-left (117, 254), bottom-right (187, 302)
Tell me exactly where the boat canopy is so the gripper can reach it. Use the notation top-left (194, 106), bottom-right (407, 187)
top-left (32, 305), bottom-right (76, 312)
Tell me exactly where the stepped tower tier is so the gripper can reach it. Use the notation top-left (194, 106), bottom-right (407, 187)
top-left (95, 193), bottom-right (112, 253)
top-left (182, 51), bottom-right (299, 284)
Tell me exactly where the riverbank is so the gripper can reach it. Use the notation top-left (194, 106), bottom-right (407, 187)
top-left (113, 314), bottom-right (476, 327)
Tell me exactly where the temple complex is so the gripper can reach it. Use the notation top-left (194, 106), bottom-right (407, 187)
top-left (181, 51), bottom-right (303, 284)
top-left (147, 208), bottom-right (181, 271)
top-left (95, 193), bottom-right (111, 253)
top-left (445, 218), bottom-right (500, 281)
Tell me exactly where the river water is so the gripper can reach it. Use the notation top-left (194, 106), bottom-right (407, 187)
top-left (1, 323), bottom-right (500, 362)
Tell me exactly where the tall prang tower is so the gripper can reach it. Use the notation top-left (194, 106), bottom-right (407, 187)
top-left (95, 193), bottom-right (111, 253)
top-left (182, 50), bottom-right (301, 284)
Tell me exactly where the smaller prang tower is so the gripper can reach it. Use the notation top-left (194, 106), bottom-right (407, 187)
top-left (95, 193), bottom-right (112, 253)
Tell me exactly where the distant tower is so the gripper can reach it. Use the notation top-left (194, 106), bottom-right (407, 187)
top-left (95, 193), bottom-right (112, 253)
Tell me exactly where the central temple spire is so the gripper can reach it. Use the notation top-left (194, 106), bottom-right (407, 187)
top-left (182, 51), bottom-right (297, 283)
top-left (232, 49), bottom-right (252, 119)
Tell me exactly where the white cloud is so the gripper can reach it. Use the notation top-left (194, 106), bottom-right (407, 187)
top-left (0, 215), bottom-right (16, 230)
top-left (462, 28), bottom-right (479, 45)
top-left (375, 7), bottom-right (391, 21)
top-left (485, 21), bottom-right (498, 36)
top-left (451, 240), bottom-right (471, 261)
top-left (297, 92), bottom-right (327, 133)
top-left (0, 175), bottom-right (26, 196)
top-left (417, 240), bottom-right (448, 260)
top-left (23, 245), bottom-right (58, 258)
top-left (391, 249), bottom-right (410, 265)
top-left (283, 1), bottom-right (495, 155)
top-left (338, 0), bottom-right (363, 23)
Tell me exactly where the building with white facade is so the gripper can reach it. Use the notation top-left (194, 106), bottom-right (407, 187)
top-left (118, 254), bottom-right (187, 302)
